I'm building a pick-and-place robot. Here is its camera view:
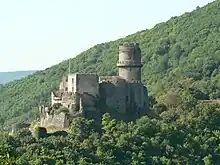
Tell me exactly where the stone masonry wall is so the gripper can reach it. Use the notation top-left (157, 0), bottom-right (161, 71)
top-left (99, 76), bottom-right (127, 114)
top-left (75, 74), bottom-right (99, 97)
top-left (127, 83), bottom-right (149, 117)
top-left (117, 43), bottom-right (142, 82)
top-left (62, 93), bottom-right (79, 108)
top-left (51, 92), bottom-right (62, 105)
top-left (99, 78), bottom-right (149, 121)
top-left (59, 76), bottom-right (68, 91)
top-left (80, 93), bottom-right (100, 121)
top-left (40, 112), bottom-right (69, 128)
top-left (67, 74), bottom-right (75, 93)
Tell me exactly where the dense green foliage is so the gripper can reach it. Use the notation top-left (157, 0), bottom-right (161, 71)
top-left (0, 71), bottom-right (36, 84)
top-left (0, 1), bottom-right (220, 128)
top-left (0, 1), bottom-right (220, 164)
top-left (0, 102), bottom-right (219, 164)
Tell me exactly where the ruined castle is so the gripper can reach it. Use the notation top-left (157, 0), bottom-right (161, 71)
top-left (39, 43), bottom-right (149, 129)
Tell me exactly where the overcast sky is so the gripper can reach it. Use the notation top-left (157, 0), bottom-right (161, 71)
top-left (0, 0), bottom-right (214, 72)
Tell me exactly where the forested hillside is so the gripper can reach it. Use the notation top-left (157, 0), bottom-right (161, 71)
top-left (0, 71), bottom-right (36, 84)
top-left (1, 1), bottom-right (220, 164)
top-left (0, 0), bottom-right (220, 127)
top-left (1, 105), bottom-right (220, 164)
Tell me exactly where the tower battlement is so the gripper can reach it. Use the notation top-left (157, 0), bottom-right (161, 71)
top-left (119, 43), bottom-right (139, 52)
top-left (119, 42), bottom-right (139, 46)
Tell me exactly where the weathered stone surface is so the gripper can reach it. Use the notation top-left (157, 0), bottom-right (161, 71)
top-left (39, 42), bottom-right (149, 128)
top-left (40, 111), bottom-right (70, 128)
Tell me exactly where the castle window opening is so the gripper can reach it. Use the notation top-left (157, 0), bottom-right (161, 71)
top-left (65, 87), bottom-right (68, 91)
top-left (126, 96), bottom-right (128, 102)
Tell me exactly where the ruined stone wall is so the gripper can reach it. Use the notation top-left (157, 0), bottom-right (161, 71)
top-left (99, 76), bottom-right (149, 121)
top-left (80, 93), bottom-right (100, 121)
top-left (75, 74), bottom-right (99, 97)
top-left (40, 112), bottom-right (69, 128)
top-left (67, 74), bottom-right (76, 93)
top-left (59, 76), bottom-right (68, 91)
top-left (62, 92), bottom-right (78, 108)
top-left (51, 92), bottom-right (62, 105)
top-left (81, 93), bottom-right (97, 111)
top-left (99, 76), bottom-right (127, 114)
top-left (127, 83), bottom-right (149, 117)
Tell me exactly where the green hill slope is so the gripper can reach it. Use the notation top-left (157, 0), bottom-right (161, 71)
top-left (0, 0), bottom-right (220, 127)
top-left (0, 71), bottom-right (36, 84)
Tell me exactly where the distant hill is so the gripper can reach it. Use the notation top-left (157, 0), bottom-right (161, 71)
top-left (0, 0), bottom-right (219, 127)
top-left (0, 71), bottom-right (36, 84)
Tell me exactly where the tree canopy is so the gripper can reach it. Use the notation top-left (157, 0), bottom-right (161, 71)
top-left (0, 0), bottom-right (219, 130)
top-left (0, 1), bottom-right (220, 164)
top-left (0, 102), bottom-right (220, 164)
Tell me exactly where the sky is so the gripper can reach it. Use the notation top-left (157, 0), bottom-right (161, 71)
top-left (0, 0), bottom-right (214, 72)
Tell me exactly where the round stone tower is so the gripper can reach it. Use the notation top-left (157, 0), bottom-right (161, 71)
top-left (117, 43), bottom-right (143, 82)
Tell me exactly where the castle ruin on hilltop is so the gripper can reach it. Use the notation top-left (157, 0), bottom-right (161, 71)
top-left (39, 42), bottom-right (149, 129)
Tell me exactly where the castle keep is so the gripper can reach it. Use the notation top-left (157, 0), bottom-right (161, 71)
top-left (39, 43), bottom-right (149, 129)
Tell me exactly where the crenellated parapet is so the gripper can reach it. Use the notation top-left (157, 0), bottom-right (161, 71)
top-left (119, 42), bottom-right (139, 48)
